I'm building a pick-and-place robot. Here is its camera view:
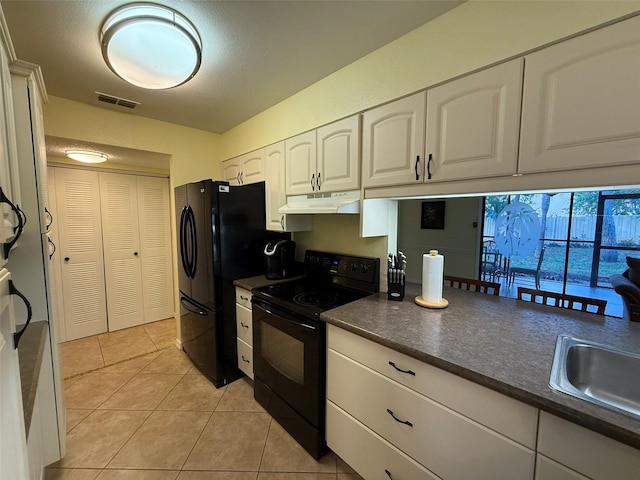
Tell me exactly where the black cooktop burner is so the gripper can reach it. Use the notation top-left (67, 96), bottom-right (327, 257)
top-left (293, 291), bottom-right (338, 307)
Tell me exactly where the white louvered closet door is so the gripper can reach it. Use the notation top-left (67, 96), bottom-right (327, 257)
top-left (54, 168), bottom-right (107, 340)
top-left (99, 172), bottom-right (144, 332)
top-left (137, 176), bottom-right (174, 323)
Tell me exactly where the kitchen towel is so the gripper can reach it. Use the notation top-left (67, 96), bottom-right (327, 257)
top-left (422, 250), bottom-right (444, 303)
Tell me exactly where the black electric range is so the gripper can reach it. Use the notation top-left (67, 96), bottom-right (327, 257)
top-left (251, 250), bottom-right (380, 459)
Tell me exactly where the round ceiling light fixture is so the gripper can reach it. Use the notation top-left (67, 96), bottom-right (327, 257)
top-left (100, 3), bottom-right (202, 90)
top-left (66, 150), bottom-right (109, 164)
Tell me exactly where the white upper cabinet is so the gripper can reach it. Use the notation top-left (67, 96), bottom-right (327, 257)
top-left (362, 92), bottom-right (426, 188)
top-left (316, 115), bottom-right (360, 192)
top-left (519, 16), bottom-right (640, 174)
top-left (286, 115), bottom-right (361, 195)
top-left (425, 59), bottom-right (523, 182)
top-left (222, 149), bottom-right (265, 185)
top-left (264, 142), bottom-right (312, 232)
top-left (285, 130), bottom-right (317, 195)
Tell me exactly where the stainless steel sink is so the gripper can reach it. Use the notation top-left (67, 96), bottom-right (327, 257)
top-left (549, 335), bottom-right (640, 418)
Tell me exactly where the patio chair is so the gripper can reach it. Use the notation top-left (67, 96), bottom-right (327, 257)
top-left (610, 265), bottom-right (640, 322)
top-left (509, 247), bottom-right (545, 289)
top-left (517, 287), bottom-right (607, 315)
top-left (444, 275), bottom-right (501, 296)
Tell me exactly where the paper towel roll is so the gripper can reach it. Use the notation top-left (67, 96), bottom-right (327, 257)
top-left (422, 250), bottom-right (444, 303)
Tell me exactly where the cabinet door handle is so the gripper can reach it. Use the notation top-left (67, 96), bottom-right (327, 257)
top-left (386, 408), bottom-right (413, 427)
top-left (240, 321), bottom-right (249, 329)
top-left (0, 187), bottom-right (25, 260)
top-left (388, 360), bottom-right (415, 376)
top-left (241, 355), bottom-right (250, 364)
top-left (385, 469), bottom-right (394, 479)
top-left (10, 280), bottom-right (32, 349)
top-left (47, 237), bottom-right (56, 260)
top-left (240, 172), bottom-right (244, 184)
top-left (240, 295), bottom-right (249, 301)
top-left (44, 207), bottom-right (53, 231)
top-left (317, 172), bottom-right (321, 191)
top-left (310, 173), bottom-right (315, 191)
top-left (427, 153), bottom-right (433, 180)
top-left (280, 215), bottom-right (285, 231)
top-left (414, 156), bottom-right (420, 181)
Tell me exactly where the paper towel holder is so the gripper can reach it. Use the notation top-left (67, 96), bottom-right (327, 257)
top-left (415, 249), bottom-right (449, 309)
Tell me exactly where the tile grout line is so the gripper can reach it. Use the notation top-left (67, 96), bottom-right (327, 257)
top-left (257, 417), bottom-right (274, 475)
top-left (177, 408), bottom-right (215, 472)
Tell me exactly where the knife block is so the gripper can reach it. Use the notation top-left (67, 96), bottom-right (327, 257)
top-left (387, 274), bottom-right (405, 301)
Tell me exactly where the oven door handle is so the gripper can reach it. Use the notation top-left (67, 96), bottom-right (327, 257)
top-left (253, 299), bottom-right (317, 332)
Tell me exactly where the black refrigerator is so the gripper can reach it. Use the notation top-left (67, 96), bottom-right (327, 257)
top-left (175, 180), bottom-right (283, 387)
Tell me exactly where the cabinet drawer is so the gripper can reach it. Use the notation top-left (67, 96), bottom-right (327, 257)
top-left (237, 338), bottom-right (253, 379)
top-left (538, 412), bottom-right (640, 480)
top-left (327, 401), bottom-right (439, 480)
top-left (327, 324), bottom-right (537, 448)
top-left (535, 455), bottom-right (589, 480)
top-left (236, 304), bottom-right (252, 346)
top-left (328, 349), bottom-right (535, 480)
top-left (235, 287), bottom-right (252, 309)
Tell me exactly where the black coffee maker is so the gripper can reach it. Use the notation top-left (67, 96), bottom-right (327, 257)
top-left (264, 239), bottom-right (296, 279)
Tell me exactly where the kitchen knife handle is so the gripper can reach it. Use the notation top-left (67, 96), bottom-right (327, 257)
top-left (427, 153), bottom-right (433, 180)
top-left (414, 155), bottom-right (420, 181)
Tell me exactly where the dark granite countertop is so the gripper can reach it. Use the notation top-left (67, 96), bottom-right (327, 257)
top-left (320, 283), bottom-right (640, 450)
top-left (17, 320), bottom-right (49, 436)
top-left (233, 275), bottom-right (304, 291)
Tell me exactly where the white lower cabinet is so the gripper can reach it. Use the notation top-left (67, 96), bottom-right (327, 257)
top-left (327, 401), bottom-right (439, 480)
top-left (327, 325), bottom-right (537, 480)
top-left (235, 287), bottom-right (253, 379)
top-left (535, 455), bottom-right (589, 480)
top-left (537, 412), bottom-right (640, 480)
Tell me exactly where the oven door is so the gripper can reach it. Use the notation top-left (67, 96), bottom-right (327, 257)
top-left (252, 298), bottom-right (324, 427)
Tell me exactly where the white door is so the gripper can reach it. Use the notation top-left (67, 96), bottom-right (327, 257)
top-left (99, 172), bottom-right (144, 331)
top-left (285, 130), bottom-right (317, 195)
top-left (0, 268), bottom-right (30, 480)
top-left (426, 59), bottom-right (522, 182)
top-left (362, 92), bottom-right (426, 188)
top-left (317, 115), bottom-right (360, 193)
top-left (519, 16), bottom-right (640, 174)
top-left (265, 142), bottom-right (286, 231)
top-left (239, 149), bottom-right (265, 185)
top-left (46, 168), bottom-right (66, 342)
top-left (136, 176), bottom-right (174, 323)
top-left (54, 168), bottom-right (107, 340)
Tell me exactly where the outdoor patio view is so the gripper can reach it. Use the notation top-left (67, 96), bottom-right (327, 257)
top-left (481, 188), bottom-right (640, 318)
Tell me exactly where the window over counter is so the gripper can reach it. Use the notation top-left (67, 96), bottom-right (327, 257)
top-left (481, 188), bottom-right (640, 318)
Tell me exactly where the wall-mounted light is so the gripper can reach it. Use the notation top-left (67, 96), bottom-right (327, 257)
top-left (100, 3), bottom-right (202, 90)
top-left (66, 150), bottom-right (109, 164)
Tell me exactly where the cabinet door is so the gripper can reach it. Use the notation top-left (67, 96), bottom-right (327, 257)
top-left (362, 92), bottom-right (426, 188)
top-left (99, 172), bottom-right (144, 332)
top-left (317, 115), bottom-right (360, 192)
top-left (285, 130), bottom-right (316, 195)
top-left (222, 157), bottom-right (242, 185)
top-left (54, 168), bottom-right (107, 340)
top-left (239, 149), bottom-right (265, 185)
top-left (265, 142), bottom-right (286, 231)
top-left (137, 176), bottom-right (174, 323)
top-left (426, 59), bottom-right (522, 182)
top-left (536, 455), bottom-right (589, 480)
top-left (519, 16), bottom-right (640, 173)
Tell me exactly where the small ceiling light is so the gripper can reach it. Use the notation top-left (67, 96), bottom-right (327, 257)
top-left (100, 3), bottom-right (202, 90)
top-left (66, 150), bottom-right (109, 164)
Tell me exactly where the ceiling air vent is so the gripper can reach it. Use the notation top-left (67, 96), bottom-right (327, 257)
top-left (95, 92), bottom-right (141, 109)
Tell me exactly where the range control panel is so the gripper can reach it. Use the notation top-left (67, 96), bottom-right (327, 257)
top-left (305, 250), bottom-right (379, 292)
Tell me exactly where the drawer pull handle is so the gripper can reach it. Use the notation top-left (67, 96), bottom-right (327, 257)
top-left (240, 322), bottom-right (249, 329)
top-left (241, 355), bottom-right (250, 364)
top-left (240, 295), bottom-right (249, 301)
top-left (386, 408), bottom-right (413, 427)
top-left (385, 469), bottom-right (394, 479)
top-left (388, 361), bottom-right (415, 376)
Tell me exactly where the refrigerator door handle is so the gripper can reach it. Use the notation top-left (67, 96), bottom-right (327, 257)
top-left (187, 206), bottom-right (198, 279)
top-left (179, 206), bottom-right (190, 275)
top-left (180, 295), bottom-right (208, 316)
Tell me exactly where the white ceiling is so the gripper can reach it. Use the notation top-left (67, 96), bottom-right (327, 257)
top-left (1, 0), bottom-right (462, 167)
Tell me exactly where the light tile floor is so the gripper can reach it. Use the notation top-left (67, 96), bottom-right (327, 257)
top-left (50, 320), bottom-right (362, 480)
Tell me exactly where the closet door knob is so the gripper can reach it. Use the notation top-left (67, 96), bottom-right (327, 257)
top-left (64, 257), bottom-right (70, 262)
top-left (134, 252), bottom-right (139, 256)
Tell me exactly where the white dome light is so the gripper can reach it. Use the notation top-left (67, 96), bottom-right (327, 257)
top-left (100, 3), bottom-right (202, 90)
top-left (66, 150), bottom-right (109, 164)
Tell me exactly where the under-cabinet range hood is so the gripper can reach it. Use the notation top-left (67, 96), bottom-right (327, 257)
top-left (278, 191), bottom-right (360, 215)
